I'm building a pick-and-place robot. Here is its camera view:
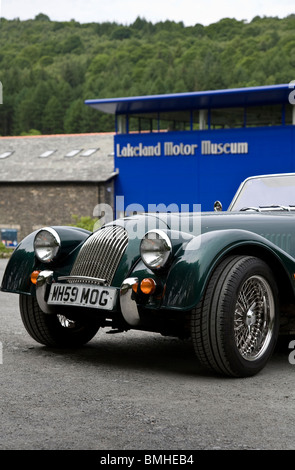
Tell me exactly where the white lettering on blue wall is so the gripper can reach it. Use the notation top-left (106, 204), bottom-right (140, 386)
top-left (116, 143), bottom-right (161, 157)
top-left (201, 140), bottom-right (248, 155)
top-left (164, 142), bottom-right (198, 156)
top-left (116, 140), bottom-right (249, 157)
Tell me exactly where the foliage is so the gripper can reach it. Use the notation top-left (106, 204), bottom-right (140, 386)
top-left (20, 129), bottom-right (41, 136)
top-left (0, 243), bottom-right (14, 257)
top-left (0, 14), bottom-right (295, 136)
top-left (70, 215), bottom-right (99, 232)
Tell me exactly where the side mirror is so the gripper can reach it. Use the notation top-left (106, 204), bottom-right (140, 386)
top-left (214, 201), bottom-right (222, 212)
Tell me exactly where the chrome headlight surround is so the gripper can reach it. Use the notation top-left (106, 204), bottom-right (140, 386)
top-left (34, 227), bottom-right (61, 263)
top-left (140, 229), bottom-right (172, 270)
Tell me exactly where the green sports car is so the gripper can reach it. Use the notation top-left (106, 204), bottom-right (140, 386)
top-left (2, 173), bottom-right (295, 378)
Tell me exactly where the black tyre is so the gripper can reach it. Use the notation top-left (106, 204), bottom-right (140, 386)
top-left (19, 294), bottom-right (100, 347)
top-left (191, 256), bottom-right (279, 377)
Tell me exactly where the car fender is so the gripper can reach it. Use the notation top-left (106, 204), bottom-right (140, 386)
top-left (1, 226), bottom-right (90, 295)
top-left (162, 228), bottom-right (295, 310)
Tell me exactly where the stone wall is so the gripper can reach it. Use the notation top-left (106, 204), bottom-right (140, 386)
top-left (0, 180), bottom-right (114, 242)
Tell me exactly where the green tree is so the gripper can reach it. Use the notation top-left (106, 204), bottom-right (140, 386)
top-left (71, 215), bottom-right (99, 232)
top-left (0, 14), bottom-right (294, 136)
top-left (34, 13), bottom-right (51, 21)
top-left (59, 35), bottom-right (84, 54)
top-left (42, 96), bottom-right (65, 134)
top-left (64, 99), bottom-right (85, 133)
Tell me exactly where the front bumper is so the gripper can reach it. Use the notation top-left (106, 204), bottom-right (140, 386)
top-left (119, 277), bottom-right (140, 326)
top-left (36, 270), bottom-right (141, 326)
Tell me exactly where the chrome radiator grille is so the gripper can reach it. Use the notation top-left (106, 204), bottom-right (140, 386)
top-left (70, 225), bottom-right (128, 285)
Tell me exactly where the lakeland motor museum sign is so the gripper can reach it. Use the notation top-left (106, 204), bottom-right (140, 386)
top-left (114, 125), bottom-right (295, 212)
top-left (116, 140), bottom-right (249, 157)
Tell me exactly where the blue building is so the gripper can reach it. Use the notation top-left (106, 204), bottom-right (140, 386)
top-left (86, 84), bottom-right (295, 214)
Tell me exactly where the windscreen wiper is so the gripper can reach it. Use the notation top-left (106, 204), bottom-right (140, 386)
top-left (240, 205), bottom-right (295, 212)
top-left (240, 206), bottom-right (260, 212)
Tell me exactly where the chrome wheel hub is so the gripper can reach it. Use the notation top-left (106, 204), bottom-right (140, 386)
top-left (57, 315), bottom-right (76, 329)
top-left (245, 304), bottom-right (256, 327)
top-left (234, 276), bottom-right (275, 361)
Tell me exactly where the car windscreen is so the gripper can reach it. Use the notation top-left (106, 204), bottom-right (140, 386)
top-left (230, 175), bottom-right (295, 211)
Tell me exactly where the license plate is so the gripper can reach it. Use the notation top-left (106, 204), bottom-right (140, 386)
top-left (47, 283), bottom-right (117, 310)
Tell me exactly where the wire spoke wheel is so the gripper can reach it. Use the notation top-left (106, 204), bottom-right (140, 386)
top-left (191, 256), bottom-right (279, 377)
top-left (234, 275), bottom-right (275, 361)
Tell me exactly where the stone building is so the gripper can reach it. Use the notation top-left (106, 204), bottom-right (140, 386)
top-left (0, 133), bottom-right (116, 242)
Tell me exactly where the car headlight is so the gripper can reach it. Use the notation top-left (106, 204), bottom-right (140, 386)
top-left (34, 228), bottom-right (61, 263)
top-left (140, 229), bottom-right (172, 270)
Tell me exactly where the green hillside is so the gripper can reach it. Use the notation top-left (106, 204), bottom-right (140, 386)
top-left (0, 13), bottom-right (295, 136)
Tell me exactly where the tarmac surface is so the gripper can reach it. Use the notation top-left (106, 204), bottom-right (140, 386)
top-left (0, 258), bottom-right (295, 451)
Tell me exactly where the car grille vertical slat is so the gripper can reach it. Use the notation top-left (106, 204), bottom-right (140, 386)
top-left (70, 225), bottom-right (128, 285)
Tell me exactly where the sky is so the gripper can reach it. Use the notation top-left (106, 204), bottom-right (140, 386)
top-left (1, 0), bottom-right (295, 26)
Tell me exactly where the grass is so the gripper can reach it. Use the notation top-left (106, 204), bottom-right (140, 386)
top-left (0, 243), bottom-right (14, 258)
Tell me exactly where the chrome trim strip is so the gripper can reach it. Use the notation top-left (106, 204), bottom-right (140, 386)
top-left (58, 275), bottom-right (107, 285)
top-left (120, 277), bottom-right (140, 326)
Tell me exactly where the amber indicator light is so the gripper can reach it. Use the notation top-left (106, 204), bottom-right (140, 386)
top-left (140, 278), bottom-right (156, 295)
top-left (30, 270), bottom-right (40, 285)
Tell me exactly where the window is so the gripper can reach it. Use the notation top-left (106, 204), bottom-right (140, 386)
top-left (117, 103), bottom-right (290, 134)
top-left (80, 148), bottom-right (99, 157)
top-left (0, 151), bottom-right (13, 159)
top-left (210, 107), bottom-right (245, 129)
top-left (245, 104), bottom-right (284, 127)
top-left (39, 150), bottom-right (56, 158)
top-left (65, 149), bottom-right (81, 157)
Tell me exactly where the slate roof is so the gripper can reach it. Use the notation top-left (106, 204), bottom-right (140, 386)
top-left (0, 133), bottom-right (116, 183)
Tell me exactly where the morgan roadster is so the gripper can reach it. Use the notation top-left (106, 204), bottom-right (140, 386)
top-left (2, 173), bottom-right (295, 378)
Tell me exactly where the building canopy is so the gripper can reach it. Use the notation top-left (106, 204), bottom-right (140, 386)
top-left (85, 84), bottom-right (293, 116)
